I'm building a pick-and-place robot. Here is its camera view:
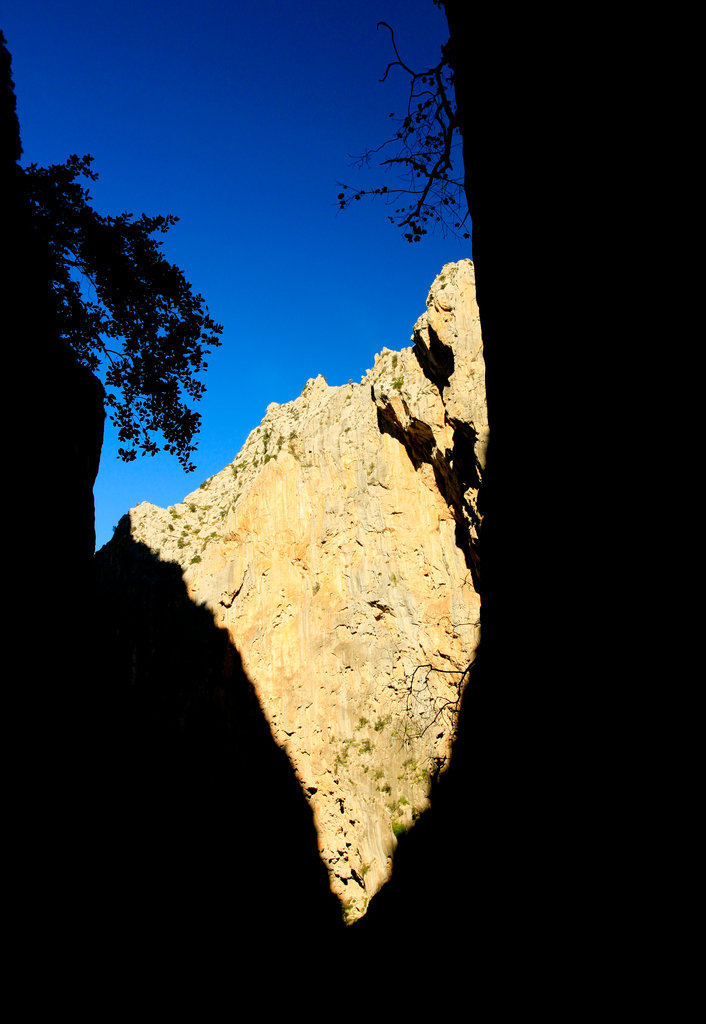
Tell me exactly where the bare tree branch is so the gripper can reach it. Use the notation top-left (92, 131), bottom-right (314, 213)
top-left (337, 21), bottom-right (468, 243)
top-left (402, 653), bottom-right (477, 773)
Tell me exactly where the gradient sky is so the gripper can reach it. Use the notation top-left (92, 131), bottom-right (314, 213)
top-left (4, 0), bottom-right (470, 549)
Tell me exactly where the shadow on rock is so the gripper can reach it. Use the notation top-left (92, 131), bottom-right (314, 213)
top-left (92, 521), bottom-right (344, 960)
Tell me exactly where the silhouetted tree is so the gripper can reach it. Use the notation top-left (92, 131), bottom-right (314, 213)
top-left (337, 13), bottom-right (467, 243)
top-left (24, 153), bottom-right (223, 471)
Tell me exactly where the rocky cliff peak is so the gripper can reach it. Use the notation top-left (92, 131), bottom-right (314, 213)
top-left (108, 259), bottom-right (486, 922)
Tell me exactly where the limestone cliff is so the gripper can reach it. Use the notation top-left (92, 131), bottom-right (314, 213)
top-left (114, 259), bottom-right (486, 921)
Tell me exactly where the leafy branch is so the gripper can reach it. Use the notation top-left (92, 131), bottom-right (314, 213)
top-left (24, 154), bottom-right (223, 471)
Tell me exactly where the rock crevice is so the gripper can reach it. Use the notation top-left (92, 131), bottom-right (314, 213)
top-left (113, 259), bottom-right (486, 922)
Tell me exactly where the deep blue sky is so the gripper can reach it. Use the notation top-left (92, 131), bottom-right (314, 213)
top-left (4, 0), bottom-right (470, 549)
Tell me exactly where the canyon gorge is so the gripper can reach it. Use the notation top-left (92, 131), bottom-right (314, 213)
top-left (97, 258), bottom-right (486, 922)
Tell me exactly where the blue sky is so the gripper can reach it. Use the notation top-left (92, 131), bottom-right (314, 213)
top-left (4, 0), bottom-right (470, 549)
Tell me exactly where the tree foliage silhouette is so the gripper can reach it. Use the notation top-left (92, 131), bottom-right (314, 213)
top-left (25, 153), bottom-right (223, 471)
top-left (337, 17), bottom-right (467, 243)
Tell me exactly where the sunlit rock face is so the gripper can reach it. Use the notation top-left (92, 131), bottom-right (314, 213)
top-left (126, 259), bottom-right (486, 921)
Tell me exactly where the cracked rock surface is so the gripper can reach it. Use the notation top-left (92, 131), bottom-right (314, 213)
top-left (121, 259), bottom-right (486, 921)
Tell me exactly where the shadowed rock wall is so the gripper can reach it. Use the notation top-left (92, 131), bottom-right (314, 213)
top-left (111, 260), bottom-right (486, 921)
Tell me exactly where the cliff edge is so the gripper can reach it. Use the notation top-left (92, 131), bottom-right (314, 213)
top-left (107, 259), bottom-right (486, 921)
